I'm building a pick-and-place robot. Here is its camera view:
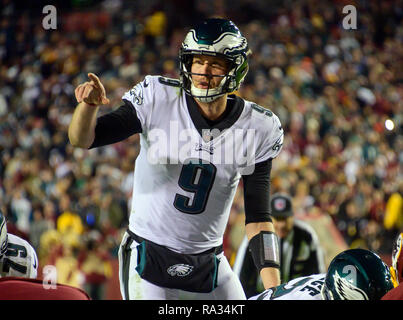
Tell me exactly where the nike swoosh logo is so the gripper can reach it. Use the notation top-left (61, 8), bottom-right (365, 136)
top-left (143, 79), bottom-right (149, 87)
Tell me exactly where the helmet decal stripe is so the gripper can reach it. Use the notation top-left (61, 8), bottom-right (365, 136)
top-left (333, 271), bottom-right (369, 300)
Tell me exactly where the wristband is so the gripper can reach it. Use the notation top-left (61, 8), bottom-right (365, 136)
top-left (249, 231), bottom-right (280, 272)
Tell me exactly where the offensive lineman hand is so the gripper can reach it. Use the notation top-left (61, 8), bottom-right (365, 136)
top-left (75, 73), bottom-right (110, 106)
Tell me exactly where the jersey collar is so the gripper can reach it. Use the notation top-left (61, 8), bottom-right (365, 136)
top-left (185, 93), bottom-right (244, 141)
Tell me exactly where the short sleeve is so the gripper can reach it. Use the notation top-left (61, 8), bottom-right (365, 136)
top-left (254, 113), bottom-right (284, 163)
top-left (122, 75), bottom-right (154, 133)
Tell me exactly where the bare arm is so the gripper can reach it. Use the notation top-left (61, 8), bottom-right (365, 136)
top-left (68, 73), bottom-right (110, 149)
top-left (68, 102), bottom-right (99, 148)
top-left (245, 222), bottom-right (281, 289)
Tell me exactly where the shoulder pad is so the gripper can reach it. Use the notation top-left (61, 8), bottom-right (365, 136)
top-left (251, 103), bottom-right (273, 117)
top-left (158, 76), bottom-right (181, 87)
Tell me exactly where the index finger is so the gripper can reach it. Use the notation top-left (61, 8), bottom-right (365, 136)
top-left (88, 73), bottom-right (102, 88)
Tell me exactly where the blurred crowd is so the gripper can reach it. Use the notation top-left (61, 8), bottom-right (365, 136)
top-left (0, 0), bottom-right (402, 298)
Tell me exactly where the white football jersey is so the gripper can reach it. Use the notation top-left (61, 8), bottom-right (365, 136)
top-left (122, 75), bottom-right (284, 254)
top-left (0, 233), bottom-right (38, 278)
top-left (249, 274), bottom-right (326, 300)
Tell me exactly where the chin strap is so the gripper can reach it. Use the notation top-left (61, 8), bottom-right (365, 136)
top-left (188, 71), bottom-right (229, 103)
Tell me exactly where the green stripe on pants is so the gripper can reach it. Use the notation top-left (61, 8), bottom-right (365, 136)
top-left (122, 235), bottom-right (134, 300)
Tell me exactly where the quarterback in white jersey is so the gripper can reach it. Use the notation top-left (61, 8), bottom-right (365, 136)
top-left (0, 213), bottom-right (38, 279)
top-left (120, 75), bottom-right (282, 254)
top-left (69, 18), bottom-right (284, 299)
top-left (250, 249), bottom-right (394, 300)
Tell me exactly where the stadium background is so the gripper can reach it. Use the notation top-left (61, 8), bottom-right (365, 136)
top-left (0, 0), bottom-right (401, 299)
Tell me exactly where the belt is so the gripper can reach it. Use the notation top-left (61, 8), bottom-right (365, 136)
top-left (126, 229), bottom-right (223, 255)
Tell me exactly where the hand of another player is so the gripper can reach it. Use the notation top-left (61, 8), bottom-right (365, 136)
top-left (75, 73), bottom-right (110, 106)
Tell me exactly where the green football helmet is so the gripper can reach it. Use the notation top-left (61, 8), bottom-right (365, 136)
top-left (321, 248), bottom-right (394, 300)
top-left (179, 18), bottom-right (251, 103)
top-left (0, 211), bottom-right (8, 257)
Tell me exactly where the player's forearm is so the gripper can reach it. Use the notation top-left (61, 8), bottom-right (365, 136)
top-left (68, 102), bottom-right (99, 148)
top-left (245, 221), bottom-right (273, 240)
top-left (260, 267), bottom-right (281, 289)
top-left (246, 221), bottom-right (281, 288)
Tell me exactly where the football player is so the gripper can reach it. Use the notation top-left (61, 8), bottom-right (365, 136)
top-left (0, 211), bottom-right (38, 279)
top-left (250, 248), bottom-right (394, 300)
top-left (389, 232), bottom-right (403, 286)
top-left (69, 18), bottom-right (284, 299)
top-left (381, 233), bottom-right (403, 300)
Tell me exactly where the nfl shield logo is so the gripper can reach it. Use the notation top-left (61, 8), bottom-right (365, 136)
top-left (274, 198), bottom-right (286, 211)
